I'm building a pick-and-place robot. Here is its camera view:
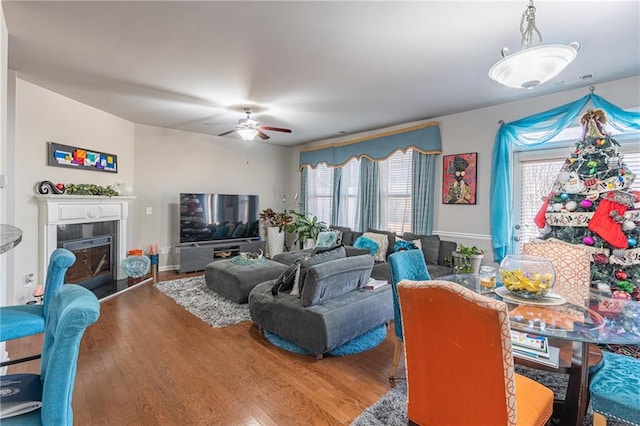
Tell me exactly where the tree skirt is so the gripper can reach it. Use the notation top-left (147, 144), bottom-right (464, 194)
top-left (263, 324), bottom-right (387, 357)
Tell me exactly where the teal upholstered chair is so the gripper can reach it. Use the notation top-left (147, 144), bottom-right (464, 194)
top-left (387, 249), bottom-right (431, 381)
top-left (0, 284), bottom-right (100, 425)
top-left (0, 248), bottom-right (76, 366)
top-left (589, 351), bottom-right (640, 425)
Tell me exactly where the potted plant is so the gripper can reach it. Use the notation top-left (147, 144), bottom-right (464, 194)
top-left (260, 208), bottom-right (292, 257)
top-left (452, 244), bottom-right (484, 274)
top-left (286, 211), bottom-right (328, 249)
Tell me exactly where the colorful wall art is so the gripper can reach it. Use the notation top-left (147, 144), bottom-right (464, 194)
top-left (442, 152), bottom-right (477, 204)
top-left (47, 142), bottom-right (118, 173)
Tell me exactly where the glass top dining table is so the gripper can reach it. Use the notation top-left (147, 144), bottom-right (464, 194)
top-left (438, 273), bottom-right (640, 426)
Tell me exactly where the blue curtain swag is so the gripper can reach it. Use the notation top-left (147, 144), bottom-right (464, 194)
top-left (490, 93), bottom-right (640, 263)
top-left (299, 121), bottom-right (442, 170)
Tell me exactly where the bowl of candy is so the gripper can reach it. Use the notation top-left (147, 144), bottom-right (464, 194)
top-left (499, 255), bottom-right (556, 299)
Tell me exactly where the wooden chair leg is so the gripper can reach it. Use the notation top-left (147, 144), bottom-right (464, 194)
top-left (593, 412), bottom-right (607, 426)
top-left (389, 336), bottom-right (403, 381)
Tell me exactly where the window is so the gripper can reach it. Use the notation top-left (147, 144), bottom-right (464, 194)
top-left (380, 149), bottom-right (413, 233)
top-left (304, 149), bottom-right (413, 232)
top-left (306, 163), bottom-right (333, 225)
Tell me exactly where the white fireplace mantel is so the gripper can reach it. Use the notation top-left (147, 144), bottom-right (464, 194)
top-left (34, 195), bottom-right (135, 283)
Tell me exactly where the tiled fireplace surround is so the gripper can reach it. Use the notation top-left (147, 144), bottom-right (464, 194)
top-left (35, 195), bottom-right (135, 289)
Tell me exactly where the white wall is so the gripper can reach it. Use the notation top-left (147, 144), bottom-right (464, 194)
top-left (12, 78), bottom-right (135, 303)
top-left (292, 76), bottom-right (640, 264)
top-left (132, 124), bottom-right (294, 270)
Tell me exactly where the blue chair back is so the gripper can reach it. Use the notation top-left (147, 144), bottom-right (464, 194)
top-left (43, 249), bottom-right (76, 318)
top-left (0, 248), bottom-right (75, 343)
top-left (1, 285), bottom-right (100, 425)
top-left (388, 250), bottom-right (431, 341)
top-left (40, 285), bottom-right (100, 425)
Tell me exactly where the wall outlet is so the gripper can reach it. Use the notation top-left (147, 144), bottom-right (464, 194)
top-left (24, 273), bottom-right (35, 287)
top-left (160, 246), bottom-right (171, 255)
top-left (146, 207), bottom-right (153, 215)
top-left (174, 247), bottom-right (181, 254)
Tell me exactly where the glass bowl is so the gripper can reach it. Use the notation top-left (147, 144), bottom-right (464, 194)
top-left (499, 254), bottom-right (556, 299)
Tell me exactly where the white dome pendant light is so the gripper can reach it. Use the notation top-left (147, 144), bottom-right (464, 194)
top-left (489, 0), bottom-right (579, 91)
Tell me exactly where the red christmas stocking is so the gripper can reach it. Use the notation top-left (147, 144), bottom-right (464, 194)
top-left (534, 192), bottom-right (553, 229)
top-left (588, 198), bottom-right (628, 248)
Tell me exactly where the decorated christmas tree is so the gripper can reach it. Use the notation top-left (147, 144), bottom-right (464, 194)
top-left (534, 109), bottom-right (640, 301)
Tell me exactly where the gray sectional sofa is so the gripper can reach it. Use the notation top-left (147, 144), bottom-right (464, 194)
top-left (248, 252), bottom-right (393, 358)
top-left (276, 227), bottom-right (456, 281)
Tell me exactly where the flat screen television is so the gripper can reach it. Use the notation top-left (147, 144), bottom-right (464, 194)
top-left (179, 193), bottom-right (260, 244)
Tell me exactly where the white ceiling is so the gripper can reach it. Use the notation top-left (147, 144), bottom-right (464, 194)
top-left (3, 1), bottom-right (639, 146)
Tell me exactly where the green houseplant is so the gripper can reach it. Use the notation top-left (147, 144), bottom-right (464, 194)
top-left (286, 211), bottom-right (328, 249)
top-left (452, 244), bottom-right (484, 274)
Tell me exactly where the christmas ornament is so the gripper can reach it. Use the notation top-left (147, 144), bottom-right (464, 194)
top-left (612, 249), bottom-right (626, 257)
top-left (612, 290), bottom-right (632, 300)
top-left (615, 270), bottom-right (628, 280)
top-left (621, 220), bottom-right (636, 231)
top-left (557, 171), bottom-right (570, 183)
top-left (560, 193), bottom-right (569, 200)
top-left (552, 203), bottom-right (564, 212)
top-left (593, 253), bottom-right (609, 265)
top-left (582, 236), bottom-right (595, 246)
top-left (565, 200), bottom-right (577, 212)
top-left (563, 172), bottom-right (585, 194)
top-left (629, 237), bottom-right (638, 248)
top-left (580, 199), bottom-right (593, 209)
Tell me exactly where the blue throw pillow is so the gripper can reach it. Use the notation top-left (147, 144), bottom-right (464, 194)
top-left (315, 231), bottom-right (338, 248)
top-left (394, 238), bottom-right (418, 252)
top-left (353, 236), bottom-right (380, 257)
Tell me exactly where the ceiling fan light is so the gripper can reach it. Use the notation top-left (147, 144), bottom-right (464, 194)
top-left (237, 128), bottom-right (258, 141)
top-left (489, 44), bottom-right (578, 90)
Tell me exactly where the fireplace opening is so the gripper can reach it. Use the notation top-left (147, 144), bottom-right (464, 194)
top-left (62, 235), bottom-right (114, 289)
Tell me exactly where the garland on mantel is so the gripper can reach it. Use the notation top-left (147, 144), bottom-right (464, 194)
top-left (37, 181), bottom-right (119, 197)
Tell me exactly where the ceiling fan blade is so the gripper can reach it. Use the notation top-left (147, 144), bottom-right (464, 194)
top-left (259, 126), bottom-right (292, 133)
top-left (257, 131), bottom-right (270, 140)
top-left (217, 129), bottom-right (237, 137)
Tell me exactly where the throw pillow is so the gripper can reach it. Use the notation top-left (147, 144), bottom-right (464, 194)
top-left (394, 237), bottom-right (422, 252)
top-left (353, 236), bottom-right (380, 257)
top-left (270, 262), bottom-right (300, 295)
top-left (329, 227), bottom-right (348, 245)
top-left (362, 232), bottom-right (389, 262)
top-left (315, 231), bottom-right (338, 248)
top-left (403, 232), bottom-right (440, 265)
top-left (366, 229), bottom-right (396, 258)
top-left (290, 264), bottom-right (302, 297)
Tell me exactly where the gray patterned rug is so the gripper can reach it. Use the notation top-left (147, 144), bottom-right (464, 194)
top-left (352, 365), bottom-right (626, 426)
top-left (154, 276), bottom-right (250, 327)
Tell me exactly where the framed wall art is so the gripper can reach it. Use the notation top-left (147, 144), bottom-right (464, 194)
top-left (442, 152), bottom-right (477, 204)
top-left (47, 142), bottom-right (117, 173)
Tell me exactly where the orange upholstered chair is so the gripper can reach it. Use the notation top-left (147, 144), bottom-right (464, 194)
top-left (522, 240), bottom-right (591, 306)
top-left (397, 279), bottom-right (554, 426)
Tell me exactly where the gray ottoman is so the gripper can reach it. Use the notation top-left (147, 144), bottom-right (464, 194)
top-left (205, 259), bottom-right (287, 303)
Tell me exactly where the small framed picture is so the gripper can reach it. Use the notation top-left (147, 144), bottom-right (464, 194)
top-left (442, 152), bottom-right (477, 204)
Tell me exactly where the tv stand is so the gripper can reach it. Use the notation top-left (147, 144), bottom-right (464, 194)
top-left (177, 239), bottom-right (264, 273)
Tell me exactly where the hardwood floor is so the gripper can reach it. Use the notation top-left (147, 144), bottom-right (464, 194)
top-left (6, 271), bottom-right (403, 425)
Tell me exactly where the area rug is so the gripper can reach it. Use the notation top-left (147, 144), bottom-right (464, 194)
top-left (264, 324), bottom-right (387, 357)
top-left (154, 276), bottom-right (250, 327)
top-left (351, 365), bottom-right (627, 426)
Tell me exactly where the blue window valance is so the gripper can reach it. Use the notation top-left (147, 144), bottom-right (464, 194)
top-left (299, 121), bottom-right (442, 169)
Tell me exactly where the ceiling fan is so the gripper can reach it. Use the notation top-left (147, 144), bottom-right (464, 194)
top-left (217, 107), bottom-right (292, 141)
